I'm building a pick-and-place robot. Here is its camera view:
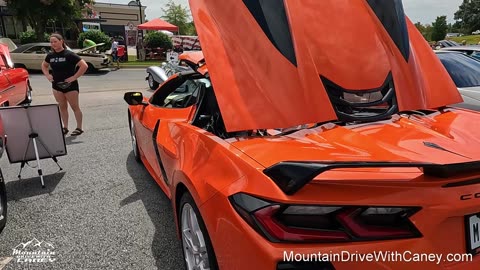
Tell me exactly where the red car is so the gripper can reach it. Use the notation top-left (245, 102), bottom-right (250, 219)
top-left (0, 43), bottom-right (32, 107)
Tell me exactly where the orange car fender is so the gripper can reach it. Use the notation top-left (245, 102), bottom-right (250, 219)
top-left (168, 125), bottom-right (265, 236)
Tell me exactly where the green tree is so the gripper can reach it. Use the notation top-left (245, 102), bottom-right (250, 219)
top-left (454, 0), bottom-right (480, 34)
top-left (6, 0), bottom-right (94, 41)
top-left (161, 0), bottom-right (193, 35)
top-left (414, 22), bottom-right (433, 41)
top-left (185, 22), bottom-right (197, 36)
top-left (144, 31), bottom-right (173, 49)
top-left (431, 16), bottom-right (448, 41)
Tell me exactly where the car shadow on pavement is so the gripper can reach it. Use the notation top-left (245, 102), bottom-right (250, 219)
top-left (83, 69), bottom-right (111, 76)
top-left (122, 152), bottom-right (185, 270)
top-left (5, 171), bottom-right (65, 201)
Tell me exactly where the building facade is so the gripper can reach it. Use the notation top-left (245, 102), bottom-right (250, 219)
top-left (0, 0), bottom-right (146, 46)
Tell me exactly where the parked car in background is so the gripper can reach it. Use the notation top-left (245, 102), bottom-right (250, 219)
top-left (436, 51), bottom-right (480, 111)
top-left (440, 46), bottom-right (480, 61)
top-left (0, 43), bottom-right (32, 106)
top-left (436, 40), bottom-right (461, 48)
top-left (145, 51), bottom-right (202, 90)
top-left (10, 42), bottom-right (110, 72)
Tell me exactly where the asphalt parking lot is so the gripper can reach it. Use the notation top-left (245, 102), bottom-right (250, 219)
top-left (0, 69), bottom-right (186, 269)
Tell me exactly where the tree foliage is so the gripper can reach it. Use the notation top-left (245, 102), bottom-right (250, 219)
top-left (6, 0), bottom-right (93, 41)
top-left (414, 22), bottom-right (433, 41)
top-left (454, 0), bottom-right (480, 34)
top-left (431, 16), bottom-right (448, 41)
top-left (144, 31), bottom-right (173, 49)
top-left (161, 0), bottom-right (196, 35)
top-left (19, 31), bottom-right (49, 44)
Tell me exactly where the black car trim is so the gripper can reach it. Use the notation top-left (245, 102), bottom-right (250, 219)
top-left (264, 161), bottom-right (480, 195)
top-left (153, 120), bottom-right (169, 184)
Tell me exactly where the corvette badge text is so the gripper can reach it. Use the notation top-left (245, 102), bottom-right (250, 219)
top-left (284, 250), bottom-right (473, 265)
top-left (12, 238), bottom-right (56, 263)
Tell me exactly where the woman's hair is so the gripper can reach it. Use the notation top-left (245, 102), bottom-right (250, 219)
top-left (50, 33), bottom-right (67, 49)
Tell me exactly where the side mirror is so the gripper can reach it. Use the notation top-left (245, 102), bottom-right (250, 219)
top-left (124, 92), bottom-right (147, 106)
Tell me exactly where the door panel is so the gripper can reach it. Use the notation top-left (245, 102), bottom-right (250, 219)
top-left (138, 105), bottom-right (193, 188)
top-left (3, 69), bottom-right (27, 105)
top-left (0, 72), bottom-right (12, 105)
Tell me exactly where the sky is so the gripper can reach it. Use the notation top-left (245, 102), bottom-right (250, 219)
top-left (97, 0), bottom-right (464, 25)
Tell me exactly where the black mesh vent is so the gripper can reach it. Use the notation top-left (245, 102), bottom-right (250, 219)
top-left (321, 73), bottom-right (399, 122)
top-left (366, 0), bottom-right (410, 61)
top-left (243, 0), bottom-right (297, 66)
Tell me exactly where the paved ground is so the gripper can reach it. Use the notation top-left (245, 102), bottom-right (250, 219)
top-left (0, 69), bottom-right (186, 269)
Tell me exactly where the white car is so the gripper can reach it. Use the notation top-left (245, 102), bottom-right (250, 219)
top-left (436, 51), bottom-right (480, 111)
top-left (9, 42), bottom-right (111, 72)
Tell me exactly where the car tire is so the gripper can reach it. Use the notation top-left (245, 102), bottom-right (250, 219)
top-left (14, 64), bottom-right (26, 70)
top-left (179, 192), bottom-right (219, 270)
top-left (128, 111), bottom-right (141, 163)
top-left (148, 74), bottom-right (159, 90)
top-left (21, 82), bottom-right (32, 105)
top-left (0, 169), bottom-right (7, 234)
top-left (87, 63), bottom-right (97, 73)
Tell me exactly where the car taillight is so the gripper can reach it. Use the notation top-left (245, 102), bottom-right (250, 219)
top-left (230, 193), bottom-right (421, 243)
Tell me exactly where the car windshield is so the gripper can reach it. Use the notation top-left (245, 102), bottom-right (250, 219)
top-left (437, 52), bottom-right (480, 88)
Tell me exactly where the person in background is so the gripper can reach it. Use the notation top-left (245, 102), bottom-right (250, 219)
top-left (137, 37), bottom-right (146, 61)
top-left (82, 38), bottom-right (97, 53)
top-left (42, 33), bottom-right (88, 136)
top-left (83, 38), bottom-right (96, 48)
top-left (110, 37), bottom-right (119, 69)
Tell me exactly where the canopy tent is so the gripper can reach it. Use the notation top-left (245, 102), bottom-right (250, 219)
top-left (137, 18), bottom-right (179, 32)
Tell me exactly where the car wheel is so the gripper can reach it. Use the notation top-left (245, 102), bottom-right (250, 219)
top-left (129, 111), bottom-right (141, 163)
top-left (21, 83), bottom-right (33, 105)
top-left (87, 63), bottom-right (97, 73)
top-left (180, 192), bottom-right (218, 270)
top-left (0, 169), bottom-right (7, 234)
top-left (148, 74), bottom-right (159, 90)
top-left (14, 64), bottom-right (26, 69)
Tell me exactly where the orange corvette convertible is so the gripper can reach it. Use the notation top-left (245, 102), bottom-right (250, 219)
top-left (124, 1), bottom-right (480, 269)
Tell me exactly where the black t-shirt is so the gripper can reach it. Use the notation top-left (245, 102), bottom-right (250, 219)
top-left (45, 49), bottom-right (82, 83)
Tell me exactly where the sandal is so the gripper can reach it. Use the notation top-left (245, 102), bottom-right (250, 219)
top-left (62, 128), bottom-right (69, 135)
top-left (71, 128), bottom-right (84, 136)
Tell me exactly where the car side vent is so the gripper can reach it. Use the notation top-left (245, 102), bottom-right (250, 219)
top-left (321, 72), bottom-right (399, 123)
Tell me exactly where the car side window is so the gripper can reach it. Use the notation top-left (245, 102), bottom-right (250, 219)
top-left (162, 79), bottom-right (201, 109)
top-left (24, 46), bottom-right (49, 54)
top-left (150, 77), bottom-right (203, 109)
top-left (23, 46), bottom-right (40, 54)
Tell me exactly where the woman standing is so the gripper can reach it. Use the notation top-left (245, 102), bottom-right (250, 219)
top-left (42, 34), bottom-right (88, 136)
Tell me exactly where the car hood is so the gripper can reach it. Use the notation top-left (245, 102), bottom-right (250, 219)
top-left (75, 42), bottom-right (106, 53)
top-left (190, 0), bottom-right (462, 132)
top-left (229, 109), bottom-right (480, 169)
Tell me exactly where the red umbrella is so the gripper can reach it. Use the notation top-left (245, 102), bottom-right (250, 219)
top-left (137, 18), bottom-right (179, 32)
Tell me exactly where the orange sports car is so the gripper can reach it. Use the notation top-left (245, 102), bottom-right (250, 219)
top-left (124, 1), bottom-right (480, 269)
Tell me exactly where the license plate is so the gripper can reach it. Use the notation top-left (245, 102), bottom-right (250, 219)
top-left (466, 214), bottom-right (480, 255)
